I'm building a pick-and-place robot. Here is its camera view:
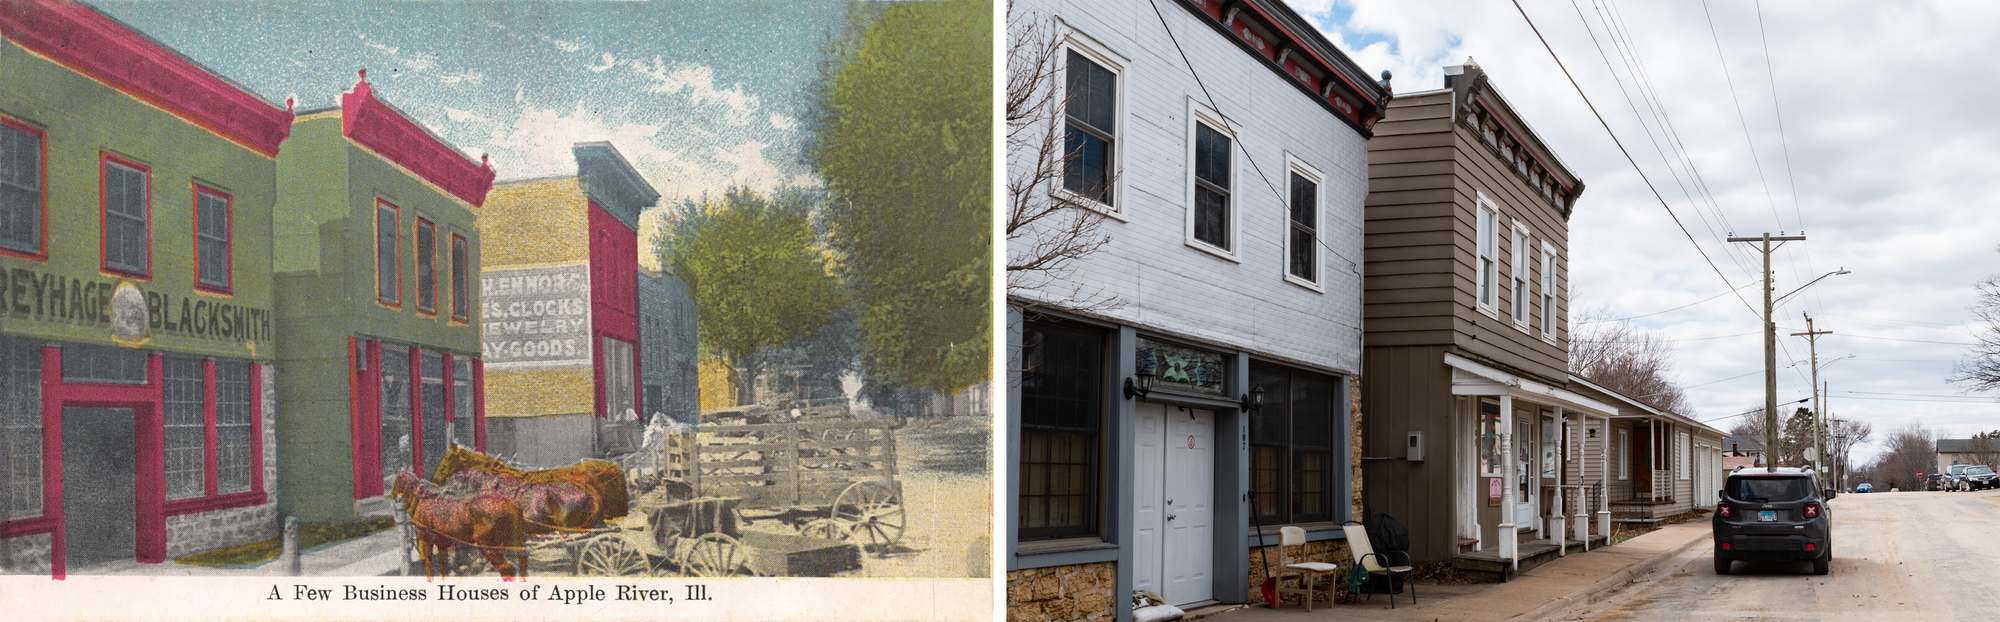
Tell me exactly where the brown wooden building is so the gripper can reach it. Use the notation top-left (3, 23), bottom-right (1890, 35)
top-left (1360, 60), bottom-right (1615, 572)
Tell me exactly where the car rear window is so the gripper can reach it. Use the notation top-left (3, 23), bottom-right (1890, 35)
top-left (1727, 476), bottom-right (1813, 502)
top-left (1969, 466), bottom-right (1995, 476)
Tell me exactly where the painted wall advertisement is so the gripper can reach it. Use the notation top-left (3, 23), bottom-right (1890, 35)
top-left (481, 263), bottom-right (592, 369)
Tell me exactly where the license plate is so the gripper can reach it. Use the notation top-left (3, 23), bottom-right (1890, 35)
top-left (1758, 511), bottom-right (1777, 522)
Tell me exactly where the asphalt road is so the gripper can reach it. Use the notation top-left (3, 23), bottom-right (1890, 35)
top-left (1584, 489), bottom-right (2000, 621)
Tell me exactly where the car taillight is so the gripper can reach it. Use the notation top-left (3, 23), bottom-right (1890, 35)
top-left (1804, 503), bottom-right (1820, 518)
top-left (1718, 503), bottom-right (1731, 518)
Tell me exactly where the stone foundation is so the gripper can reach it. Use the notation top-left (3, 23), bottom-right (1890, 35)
top-left (0, 532), bottom-right (52, 575)
top-left (1247, 538), bottom-right (1355, 605)
top-left (1350, 375), bottom-right (1365, 520)
top-left (1007, 561), bottom-right (1116, 622)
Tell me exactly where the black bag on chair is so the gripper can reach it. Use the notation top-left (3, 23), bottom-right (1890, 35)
top-left (1363, 513), bottom-right (1411, 594)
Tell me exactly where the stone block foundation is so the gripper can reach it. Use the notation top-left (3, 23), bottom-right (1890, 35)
top-left (1007, 561), bottom-right (1116, 622)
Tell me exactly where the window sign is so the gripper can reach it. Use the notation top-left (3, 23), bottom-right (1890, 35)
top-left (1135, 337), bottom-right (1224, 396)
top-left (1541, 413), bottom-right (1557, 478)
top-left (1478, 400), bottom-right (1501, 475)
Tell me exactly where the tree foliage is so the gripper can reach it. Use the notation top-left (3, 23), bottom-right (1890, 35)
top-left (812, 0), bottom-right (992, 394)
top-left (657, 188), bottom-right (844, 405)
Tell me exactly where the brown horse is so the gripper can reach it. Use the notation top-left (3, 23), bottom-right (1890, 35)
top-left (391, 471), bottom-right (528, 580)
top-left (445, 469), bottom-right (605, 535)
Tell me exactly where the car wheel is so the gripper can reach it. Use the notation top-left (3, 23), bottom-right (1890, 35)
top-left (1715, 555), bottom-right (1732, 575)
top-left (1812, 551), bottom-right (1830, 576)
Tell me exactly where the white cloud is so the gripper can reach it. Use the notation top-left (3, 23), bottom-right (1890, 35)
top-left (545, 36), bottom-right (585, 53)
top-left (632, 58), bottom-right (761, 126)
top-left (402, 53), bottom-right (437, 73)
top-left (768, 113), bottom-right (797, 131)
top-left (440, 71), bottom-right (486, 85)
top-left (442, 106), bottom-right (485, 123)
top-left (589, 53), bottom-right (617, 73)
top-left (364, 41), bottom-right (399, 55)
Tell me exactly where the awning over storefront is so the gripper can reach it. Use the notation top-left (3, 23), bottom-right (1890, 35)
top-left (1444, 353), bottom-right (1616, 417)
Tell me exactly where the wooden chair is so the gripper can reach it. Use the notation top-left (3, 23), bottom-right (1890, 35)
top-left (1275, 526), bottom-right (1340, 611)
top-left (1342, 523), bottom-right (1415, 608)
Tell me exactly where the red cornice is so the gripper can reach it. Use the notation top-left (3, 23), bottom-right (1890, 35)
top-left (340, 70), bottom-right (496, 207)
top-left (0, 0), bottom-right (293, 157)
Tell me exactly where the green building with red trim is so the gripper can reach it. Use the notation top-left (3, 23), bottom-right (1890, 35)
top-left (273, 71), bottom-right (493, 523)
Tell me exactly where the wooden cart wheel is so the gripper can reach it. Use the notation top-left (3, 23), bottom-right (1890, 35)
top-left (832, 479), bottom-right (905, 550)
top-left (680, 533), bottom-right (747, 577)
top-left (800, 518), bottom-right (856, 542)
top-left (577, 535), bottom-right (652, 577)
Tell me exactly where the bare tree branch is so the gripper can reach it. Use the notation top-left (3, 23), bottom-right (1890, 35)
top-left (1951, 251), bottom-right (2000, 392)
top-left (1569, 306), bottom-right (1693, 416)
top-left (1005, 4), bottom-right (1120, 316)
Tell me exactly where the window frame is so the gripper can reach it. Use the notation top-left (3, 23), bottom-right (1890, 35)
top-left (1017, 320), bottom-right (1107, 542)
top-left (0, 115), bottom-right (48, 260)
top-left (450, 232), bottom-right (471, 323)
top-left (1541, 240), bottom-right (1558, 342)
top-left (159, 355), bottom-right (265, 515)
top-left (191, 184), bottom-right (233, 294)
top-left (1474, 193), bottom-right (1500, 319)
top-left (99, 153), bottom-right (153, 279)
top-left (374, 199), bottom-right (402, 307)
top-left (1618, 429), bottom-right (1630, 480)
top-left (1055, 25), bottom-right (1130, 220)
top-left (1185, 97), bottom-right (1241, 262)
top-left (1511, 221), bottom-right (1531, 330)
top-left (1248, 363), bottom-right (1342, 526)
top-left (1282, 152), bottom-right (1324, 292)
top-left (414, 216), bottom-right (438, 316)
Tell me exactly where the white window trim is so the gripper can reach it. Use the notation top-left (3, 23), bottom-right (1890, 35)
top-left (1474, 193), bottom-right (1500, 320)
top-left (1618, 429), bottom-right (1629, 480)
top-left (1679, 432), bottom-right (1691, 480)
top-left (1185, 97), bottom-right (1242, 263)
top-left (1055, 21), bottom-right (1131, 222)
top-left (1510, 220), bottom-right (1531, 332)
top-left (1281, 151), bottom-right (1324, 293)
top-left (1541, 240), bottom-right (1559, 344)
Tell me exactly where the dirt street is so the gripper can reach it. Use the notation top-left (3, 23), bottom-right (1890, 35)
top-left (857, 417), bottom-right (991, 578)
top-left (1583, 489), bottom-right (2000, 621)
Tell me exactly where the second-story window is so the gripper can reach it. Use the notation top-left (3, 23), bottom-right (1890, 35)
top-left (416, 218), bottom-right (437, 314)
top-left (375, 200), bottom-right (400, 306)
top-left (0, 119), bottom-right (44, 257)
top-left (451, 233), bottom-right (470, 322)
top-left (1541, 242), bottom-right (1558, 338)
top-left (194, 185), bottom-right (231, 292)
top-left (1476, 199), bottom-right (1498, 310)
top-left (102, 156), bottom-right (151, 277)
top-left (1512, 225), bottom-right (1530, 327)
top-left (1286, 165), bottom-right (1319, 285)
top-left (1064, 50), bottom-right (1117, 207)
top-left (1192, 122), bottom-right (1232, 251)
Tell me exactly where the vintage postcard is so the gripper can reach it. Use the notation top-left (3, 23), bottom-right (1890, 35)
top-left (0, 0), bottom-right (994, 619)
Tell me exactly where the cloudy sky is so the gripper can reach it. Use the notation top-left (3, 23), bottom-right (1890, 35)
top-left (97, 0), bottom-right (843, 205)
top-left (1297, 0), bottom-right (2000, 464)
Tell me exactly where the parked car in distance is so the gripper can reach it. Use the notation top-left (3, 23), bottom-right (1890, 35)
top-left (1890, 487), bottom-right (1899, 492)
top-left (1961, 465), bottom-right (1999, 491)
top-left (1926, 473), bottom-right (1952, 491)
top-left (1715, 467), bottom-right (1832, 576)
top-left (1854, 483), bottom-right (1873, 493)
top-left (1946, 464), bottom-right (1976, 491)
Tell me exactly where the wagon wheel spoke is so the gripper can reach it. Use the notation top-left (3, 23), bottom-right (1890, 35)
top-left (833, 479), bottom-right (906, 551)
top-left (577, 536), bottom-right (651, 577)
top-left (681, 533), bottom-right (746, 577)
top-left (801, 518), bottom-right (856, 542)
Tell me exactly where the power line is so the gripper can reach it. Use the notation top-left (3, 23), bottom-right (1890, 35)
top-left (1844, 390), bottom-right (1993, 400)
top-left (1701, 0), bottom-right (1816, 320)
top-left (1832, 334), bottom-right (1975, 347)
top-left (1574, 284), bottom-right (1751, 324)
top-left (1508, 0), bottom-right (1761, 322)
top-left (1753, 0), bottom-right (1826, 317)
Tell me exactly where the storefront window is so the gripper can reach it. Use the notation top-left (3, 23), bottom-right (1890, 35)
top-left (215, 361), bottom-right (252, 494)
top-left (380, 346), bottom-right (411, 477)
top-left (1250, 364), bottom-right (1339, 524)
top-left (3, 339), bottom-right (42, 520)
top-left (1018, 321), bottom-right (1103, 541)
top-left (1478, 400), bottom-right (1501, 475)
top-left (162, 357), bottom-right (204, 500)
top-left (451, 357), bottom-right (473, 449)
top-left (420, 352), bottom-right (445, 476)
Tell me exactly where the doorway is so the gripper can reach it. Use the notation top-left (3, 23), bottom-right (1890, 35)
top-left (61, 407), bottom-right (137, 571)
top-left (1514, 414), bottom-right (1536, 531)
top-left (1132, 402), bottom-right (1216, 607)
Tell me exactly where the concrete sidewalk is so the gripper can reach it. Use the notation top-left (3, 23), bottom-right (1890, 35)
top-left (1200, 523), bottom-right (1711, 622)
top-left (87, 528), bottom-right (407, 577)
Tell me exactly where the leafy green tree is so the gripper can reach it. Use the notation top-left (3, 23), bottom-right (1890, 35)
top-left (657, 188), bottom-right (844, 405)
top-left (812, 0), bottom-right (992, 395)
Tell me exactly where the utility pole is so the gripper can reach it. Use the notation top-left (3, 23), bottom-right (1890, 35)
top-left (1730, 232), bottom-right (1805, 473)
top-left (1792, 315), bottom-right (1832, 477)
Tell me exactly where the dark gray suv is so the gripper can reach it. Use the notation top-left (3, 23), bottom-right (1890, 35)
top-left (1713, 467), bottom-right (1831, 575)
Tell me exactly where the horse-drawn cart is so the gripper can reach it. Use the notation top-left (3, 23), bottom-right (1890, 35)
top-left (663, 406), bottom-right (906, 551)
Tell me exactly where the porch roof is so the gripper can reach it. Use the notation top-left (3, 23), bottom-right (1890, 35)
top-left (1566, 375), bottom-right (1728, 438)
top-left (1444, 353), bottom-right (1616, 417)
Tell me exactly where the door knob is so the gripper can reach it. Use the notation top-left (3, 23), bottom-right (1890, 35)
top-left (1167, 498), bottom-right (1174, 505)
top-left (1168, 514), bottom-right (1177, 521)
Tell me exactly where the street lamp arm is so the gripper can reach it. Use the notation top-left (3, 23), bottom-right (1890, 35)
top-left (1774, 268), bottom-right (1851, 307)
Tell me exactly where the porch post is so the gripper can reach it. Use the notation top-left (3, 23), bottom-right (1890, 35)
top-left (1552, 407), bottom-right (1565, 555)
top-left (1498, 394), bottom-right (1516, 569)
top-left (1573, 411), bottom-right (1587, 547)
top-left (1597, 414), bottom-right (1612, 539)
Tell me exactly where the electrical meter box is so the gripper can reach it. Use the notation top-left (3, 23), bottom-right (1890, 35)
top-left (1407, 431), bottom-right (1425, 461)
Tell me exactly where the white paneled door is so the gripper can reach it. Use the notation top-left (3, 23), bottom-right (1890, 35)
top-left (1133, 402), bottom-right (1216, 607)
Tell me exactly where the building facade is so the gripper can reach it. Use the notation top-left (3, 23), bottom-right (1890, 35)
top-left (0, 0), bottom-right (292, 575)
top-left (1005, 0), bottom-right (1387, 617)
top-left (638, 268), bottom-right (698, 427)
top-left (271, 72), bottom-right (494, 522)
top-left (479, 143), bottom-right (660, 467)
top-left (1360, 61), bottom-right (1612, 570)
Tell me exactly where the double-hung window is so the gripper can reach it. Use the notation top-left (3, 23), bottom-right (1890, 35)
top-left (1, 339), bottom-right (40, 520)
top-left (194, 185), bottom-right (231, 292)
top-left (161, 356), bottom-right (258, 502)
top-left (1285, 155), bottom-right (1322, 288)
top-left (0, 119), bottom-right (44, 257)
top-left (102, 155), bottom-right (151, 277)
top-left (415, 217), bottom-right (437, 314)
top-left (1541, 241), bottom-right (1558, 339)
top-left (1018, 321), bottom-right (1103, 541)
top-left (1190, 117), bottom-right (1233, 253)
top-left (450, 233), bottom-right (470, 322)
top-left (375, 200), bottom-right (401, 306)
top-left (1249, 365), bottom-right (1340, 524)
top-left (1475, 198), bottom-right (1499, 312)
top-left (1511, 225), bottom-right (1531, 328)
top-left (1064, 49), bottom-right (1118, 207)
